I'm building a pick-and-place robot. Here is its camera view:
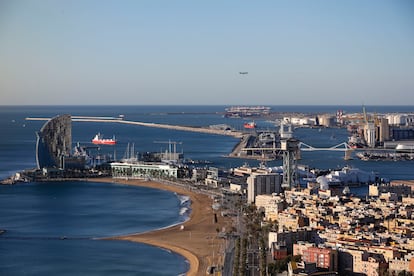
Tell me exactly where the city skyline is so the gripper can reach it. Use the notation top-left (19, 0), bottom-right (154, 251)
top-left (1, 0), bottom-right (413, 105)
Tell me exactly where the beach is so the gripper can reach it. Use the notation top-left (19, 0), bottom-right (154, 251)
top-left (94, 178), bottom-right (231, 276)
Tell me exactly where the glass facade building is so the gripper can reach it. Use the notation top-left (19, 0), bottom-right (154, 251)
top-left (36, 114), bottom-right (72, 169)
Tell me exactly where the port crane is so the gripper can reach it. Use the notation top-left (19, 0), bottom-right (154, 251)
top-left (243, 139), bottom-right (354, 188)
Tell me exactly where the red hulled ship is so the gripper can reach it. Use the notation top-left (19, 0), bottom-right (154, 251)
top-left (92, 133), bottom-right (116, 145)
top-left (243, 121), bottom-right (257, 129)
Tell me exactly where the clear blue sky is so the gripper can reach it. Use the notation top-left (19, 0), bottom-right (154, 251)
top-left (1, 0), bottom-right (413, 105)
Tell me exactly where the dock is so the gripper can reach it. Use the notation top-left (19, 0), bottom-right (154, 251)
top-left (25, 116), bottom-right (244, 138)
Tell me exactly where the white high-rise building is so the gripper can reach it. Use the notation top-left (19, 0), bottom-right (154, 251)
top-left (247, 173), bottom-right (282, 203)
top-left (364, 123), bottom-right (376, 148)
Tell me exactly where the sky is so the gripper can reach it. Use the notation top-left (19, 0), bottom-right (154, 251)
top-left (1, 0), bottom-right (413, 105)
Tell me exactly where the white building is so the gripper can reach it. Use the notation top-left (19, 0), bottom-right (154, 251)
top-left (111, 162), bottom-right (178, 179)
top-left (386, 114), bottom-right (414, 126)
top-left (283, 117), bottom-right (316, 127)
top-left (247, 173), bottom-right (282, 203)
top-left (364, 122), bottom-right (376, 148)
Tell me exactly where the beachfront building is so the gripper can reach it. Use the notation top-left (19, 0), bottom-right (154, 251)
top-left (247, 173), bottom-right (282, 203)
top-left (36, 114), bottom-right (72, 169)
top-left (111, 162), bottom-right (178, 179)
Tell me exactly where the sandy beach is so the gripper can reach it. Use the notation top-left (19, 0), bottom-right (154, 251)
top-left (93, 178), bottom-right (231, 276)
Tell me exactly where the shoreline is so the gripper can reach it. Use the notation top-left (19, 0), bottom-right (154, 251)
top-left (91, 177), bottom-right (230, 276)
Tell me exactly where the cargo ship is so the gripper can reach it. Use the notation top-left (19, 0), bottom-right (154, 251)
top-left (224, 106), bottom-right (271, 118)
top-left (92, 133), bottom-right (116, 145)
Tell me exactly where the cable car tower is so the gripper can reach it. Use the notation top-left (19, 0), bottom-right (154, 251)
top-left (281, 138), bottom-right (300, 189)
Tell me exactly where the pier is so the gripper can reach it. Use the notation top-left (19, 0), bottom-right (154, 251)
top-left (25, 116), bottom-right (244, 138)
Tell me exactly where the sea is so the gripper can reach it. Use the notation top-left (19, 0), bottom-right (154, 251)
top-left (0, 105), bottom-right (413, 275)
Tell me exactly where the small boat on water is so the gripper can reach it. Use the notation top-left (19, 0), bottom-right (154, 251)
top-left (244, 121), bottom-right (256, 129)
top-left (92, 133), bottom-right (116, 145)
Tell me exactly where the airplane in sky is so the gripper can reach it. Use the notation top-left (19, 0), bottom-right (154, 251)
top-left (239, 72), bottom-right (248, 75)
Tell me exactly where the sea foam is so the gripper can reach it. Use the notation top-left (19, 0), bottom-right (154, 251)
top-left (176, 194), bottom-right (191, 222)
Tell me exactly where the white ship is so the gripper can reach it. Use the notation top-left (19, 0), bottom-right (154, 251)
top-left (396, 144), bottom-right (414, 152)
top-left (224, 106), bottom-right (271, 118)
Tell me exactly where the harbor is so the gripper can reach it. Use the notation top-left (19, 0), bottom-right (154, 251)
top-left (3, 106), bottom-right (414, 276)
top-left (24, 110), bottom-right (414, 165)
top-left (2, 0), bottom-right (413, 273)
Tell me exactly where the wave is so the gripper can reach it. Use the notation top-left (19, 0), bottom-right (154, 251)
top-left (133, 192), bottom-right (193, 237)
top-left (179, 207), bottom-right (190, 217)
top-left (175, 193), bottom-right (190, 205)
top-left (161, 248), bottom-right (172, 254)
top-left (176, 193), bottom-right (191, 223)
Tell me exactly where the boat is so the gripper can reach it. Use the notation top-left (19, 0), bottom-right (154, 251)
top-left (348, 134), bottom-right (366, 149)
top-left (224, 106), bottom-right (271, 118)
top-left (244, 121), bottom-right (257, 129)
top-left (396, 144), bottom-right (414, 152)
top-left (91, 133), bottom-right (116, 145)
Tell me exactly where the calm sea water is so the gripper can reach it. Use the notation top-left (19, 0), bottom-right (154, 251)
top-left (0, 105), bottom-right (413, 275)
top-left (0, 181), bottom-right (189, 276)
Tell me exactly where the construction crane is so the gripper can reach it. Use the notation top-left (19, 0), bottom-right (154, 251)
top-left (363, 105), bottom-right (368, 124)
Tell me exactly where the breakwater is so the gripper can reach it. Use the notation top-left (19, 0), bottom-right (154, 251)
top-left (26, 116), bottom-right (244, 138)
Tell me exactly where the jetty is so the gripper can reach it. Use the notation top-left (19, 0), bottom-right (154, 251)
top-left (25, 116), bottom-right (244, 138)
